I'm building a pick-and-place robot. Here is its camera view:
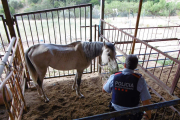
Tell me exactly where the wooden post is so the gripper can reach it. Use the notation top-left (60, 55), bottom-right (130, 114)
top-left (1, 0), bottom-right (16, 39)
top-left (131, 0), bottom-right (143, 54)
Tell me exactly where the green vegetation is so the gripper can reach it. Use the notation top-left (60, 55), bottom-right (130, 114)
top-left (157, 59), bottom-right (174, 66)
top-left (0, 0), bottom-right (180, 19)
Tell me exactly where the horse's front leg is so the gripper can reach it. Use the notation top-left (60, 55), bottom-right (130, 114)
top-left (72, 73), bottom-right (78, 90)
top-left (76, 71), bottom-right (84, 98)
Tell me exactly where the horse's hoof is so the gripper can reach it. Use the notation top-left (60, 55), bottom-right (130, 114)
top-left (79, 95), bottom-right (84, 98)
top-left (44, 97), bottom-right (49, 103)
top-left (72, 86), bottom-right (76, 91)
top-left (44, 99), bottom-right (49, 103)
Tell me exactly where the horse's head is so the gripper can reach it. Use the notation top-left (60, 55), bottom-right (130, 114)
top-left (101, 41), bottom-right (119, 73)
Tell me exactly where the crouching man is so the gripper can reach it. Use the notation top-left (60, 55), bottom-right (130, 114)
top-left (103, 54), bottom-right (151, 120)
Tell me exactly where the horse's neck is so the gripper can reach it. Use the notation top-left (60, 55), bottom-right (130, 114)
top-left (82, 42), bottom-right (103, 61)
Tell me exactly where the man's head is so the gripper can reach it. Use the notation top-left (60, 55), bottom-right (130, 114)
top-left (125, 54), bottom-right (138, 70)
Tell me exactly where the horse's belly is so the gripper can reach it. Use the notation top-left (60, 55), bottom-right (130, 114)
top-left (50, 63), bottom-right (76, 70)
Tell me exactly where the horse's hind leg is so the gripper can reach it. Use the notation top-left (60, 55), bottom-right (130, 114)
top-left (37, 77), bottom-right (49, 103)
top-left (72, 73), bottom-right (78, 90)
top-left (76, 70), bottom-right (84, 98)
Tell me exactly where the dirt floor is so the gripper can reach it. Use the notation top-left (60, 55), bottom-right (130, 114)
top-left (0, 66), bottom-right (180, 120)
top-left (20, 65), bottom-right (179, 120)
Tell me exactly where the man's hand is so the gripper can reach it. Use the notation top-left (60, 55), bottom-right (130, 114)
top-left (142, 112), bottom-right (150, 120)
top-left (142, 100), bottom-right (151, 119)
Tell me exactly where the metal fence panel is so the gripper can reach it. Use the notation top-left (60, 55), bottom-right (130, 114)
top-left (14, 4), bottom-right (93, 78)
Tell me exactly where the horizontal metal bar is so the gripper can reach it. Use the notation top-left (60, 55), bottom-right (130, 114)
top-left (147, 85), bottom-right (180, 115)
top-left (100, 21), bottom-right (180, 64)
top-left (14, 4), bottom-right (92, 16)
top-left (114, 38), bottom-right (179, 44)
top-left (74, 99), bottom-right (180, 120)
top-left (103, 26), bottom-right (180, 30)
top-left (44, 71), bottom-right (94, 79)
top-left (116, 50), bottom-right (180, 56)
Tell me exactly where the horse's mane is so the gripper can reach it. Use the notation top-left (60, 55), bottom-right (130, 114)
top-left (82, 41), bottom-right (115, 61)
top-left (82, 42), bottom-right (103, 61)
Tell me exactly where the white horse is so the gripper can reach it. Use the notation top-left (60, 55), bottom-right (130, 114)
top-left (25, 41), bottom-right (118, 102)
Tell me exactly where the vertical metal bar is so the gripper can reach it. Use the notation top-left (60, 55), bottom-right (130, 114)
top-left (68, 9), bottom-right (72, 43)
top-left (145, 48), bottom-right (152, 69)
top-left (163, 27), bottom-right (166, 38)
top-left (155, 28), bottom-right (158, 38)
top-left (120, 31), bottom-right (123, 50)
top-left (57, 10), bottom-right (62, 44)
top-left (150, 28), bottom-right (153, 39)
top-left (85, 7), bottom-right (87, 41)
top-left (0, 33), bottom-right (6, 52)
top-left (52, 11), bottom-right (56, 44)
top-left (167, 26), bottom-right (170, 38)
top-left (1, 15), bottom-right (10, 42)
top-left (80, 7), bottom-right (82, 40)
top-left (159, 57), bottom-right (166, 80)
top-left (165, 61), bottom-right (175, 85)
top-left (160, 107), bottom-right (167, 120)
top-left (46, 12), bottom-right (51, 44)
top-left (146, 28), bottom-right (149, 40)
top-left (125, 36), bottom-right (129, 54)
top-left (14, 16), bottom-right (21, 40)
top-left (40, 13), bottom-right (45, 43)
top-left (90, 4), bottom-right (92, 42)
top-left (153, 109), bottom-right (158, 120)
top-left (97, 25), bottom-right (100, 72)
top-left (141, 45), bottom-right (147, 67)
top-left (63, 10), bottom-right (67, 44)
top-left (170, 27), bottom-right (174, 38)
top-left (94, 25), bottom-right (97, 72)
top-left (129, 38), bottom-right (133, 54)
top-left (34, 14), bottom-right (40, 43)
top-left (74, 8), bottom-right (77, 42)
top-left (170, 63), bottom-right (180, 94)
top-left (21, 15), bottom-right (29, 47)
top-left (27, 15), bottom-right (34, 45)
top-left (100, 0), bottom-right (104, 43)
top-left (153, 53), bottom-right (159, 75)
top-left (171, 111), bottom-right (176, 120)
top-left (138, 42), bottom-right (143, 64)
top-left (142, 29), bottom-right (145, 40)
top-left (45, 12), bottom-right (51, 77)
top-left (112, 27), bottom-right (114, 43)
top-left (107, 24), bottom-right (110, 40)
top-left (174, 27), bottom-right (177, 38)
top-left (138, 29), bottom-right (141, 39)
top-left (131, 0), bottom-right (143, 54)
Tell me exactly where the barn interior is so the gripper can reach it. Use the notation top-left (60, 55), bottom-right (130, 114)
top-left (0, 0), bottom-right (180, 120)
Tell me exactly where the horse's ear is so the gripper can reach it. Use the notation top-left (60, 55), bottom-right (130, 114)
top-left (103, 41), bottom-right (107, 48)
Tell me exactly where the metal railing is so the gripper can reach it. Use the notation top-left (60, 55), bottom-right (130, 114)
top-left (74, 99), bottom-right (180, 120)
top-left (14, 4), bottom-right (93, 78)
top-left (100, 19), bottom-right (180, 96)
top-left (0, 15), bottom-right (11, 54)
top-left (0, 37), bottom-right (27, 120)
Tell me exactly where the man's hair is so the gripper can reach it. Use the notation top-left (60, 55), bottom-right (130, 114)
top-left (125, 54), bottom-right (138, 70)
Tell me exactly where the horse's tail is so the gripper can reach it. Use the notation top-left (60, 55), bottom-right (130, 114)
top-left (25, 48), bottom-right (38, 83)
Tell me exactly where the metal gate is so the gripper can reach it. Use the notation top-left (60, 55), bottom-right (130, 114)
top-left (13, 4), bottom-right (94, 78)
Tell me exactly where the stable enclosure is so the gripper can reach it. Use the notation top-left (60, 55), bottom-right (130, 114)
top-left (0, 1), bottom-right (180, 120)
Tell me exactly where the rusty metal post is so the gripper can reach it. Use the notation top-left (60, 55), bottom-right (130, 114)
top-left (170, 64), bottom-right (180, 94)
top-left (98, 0), bottom-right (105, 74)
top-left (131, 0), bottom-right (143, 54)
top-left (1, 0), bottom-right (16, 39)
